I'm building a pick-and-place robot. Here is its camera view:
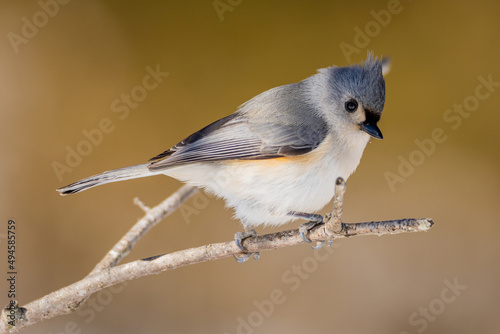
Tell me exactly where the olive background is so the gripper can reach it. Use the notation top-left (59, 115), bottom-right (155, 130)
top-left (1, 1), bottom-right (499, 333)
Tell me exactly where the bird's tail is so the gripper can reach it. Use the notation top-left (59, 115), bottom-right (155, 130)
top-left (57, 163), bottom-right (155, 196)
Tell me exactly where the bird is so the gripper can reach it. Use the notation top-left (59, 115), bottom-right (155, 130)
top-left (58, 53), bottom-right (390, 262)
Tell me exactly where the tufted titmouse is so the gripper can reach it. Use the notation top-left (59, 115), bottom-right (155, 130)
top-left (58, 53), bottom-right (389, 261)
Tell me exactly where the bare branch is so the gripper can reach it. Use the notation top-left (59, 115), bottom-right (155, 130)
top-left (0, 179), bottom-right (434, 333)
top-left (1, 218), bottom-right (432, 332)
top-left (91, 184), bottom-right (198, 273)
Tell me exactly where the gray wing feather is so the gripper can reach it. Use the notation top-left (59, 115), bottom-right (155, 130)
top-left (148, 82), bottom-right (329, 171)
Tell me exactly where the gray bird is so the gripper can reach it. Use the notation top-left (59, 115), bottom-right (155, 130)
top-left (58, 53), bottom-right (390, 262)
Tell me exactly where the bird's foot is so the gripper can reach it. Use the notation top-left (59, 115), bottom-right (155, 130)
top-left (234, 228), bottom-right (260, 263)
top-left (290, 211), bottom-right (328, 249)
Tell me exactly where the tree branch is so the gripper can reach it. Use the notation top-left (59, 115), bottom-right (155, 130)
top-left (0, 180), bottom-right (434, 333)
top-left (91, 184), bottom-right (198, 273)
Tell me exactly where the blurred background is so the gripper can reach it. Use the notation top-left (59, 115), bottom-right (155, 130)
top-left (1, 1), bottom-right (499, 333)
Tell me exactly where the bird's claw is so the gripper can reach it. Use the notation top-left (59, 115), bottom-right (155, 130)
top-left (234, 228), bottom-right (260, 263)
top-left (310, 239), bottom-right (334, 249)
top-left (312, 240), bottom-right (325, 249)
top-left (233, 252), bottom-right (260, 263)
top-left (299, 222), bottom-right (316, 243)
top-left (297, 215), bottom-right (332, 249)
top-left (235, 229), bottom-right (257, 251)
top-left (299, 217), bottom-right (324, 245)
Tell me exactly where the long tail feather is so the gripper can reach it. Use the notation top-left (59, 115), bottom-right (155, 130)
top-left (57, 163), bottom-right (154, 195)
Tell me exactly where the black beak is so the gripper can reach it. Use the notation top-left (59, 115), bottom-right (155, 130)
top-left (360, 121), bottom-right (383, 139)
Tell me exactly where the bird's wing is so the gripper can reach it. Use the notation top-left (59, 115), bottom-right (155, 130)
top-left (148, 83), bottom-right (329, 171)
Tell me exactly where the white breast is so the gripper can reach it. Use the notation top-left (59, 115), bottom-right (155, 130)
top-left (164, 132), bottom-right (370, 227)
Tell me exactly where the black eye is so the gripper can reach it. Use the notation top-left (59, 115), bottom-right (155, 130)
top-left (345, 99), bottom-right (358, 113)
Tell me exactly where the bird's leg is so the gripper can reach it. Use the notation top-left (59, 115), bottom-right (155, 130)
top-left (234, 223), bottom-right (260, 263)
top-left (289, 211), bottom-right (326, 249)
top-left (290, 178), bottom-right (347, 249)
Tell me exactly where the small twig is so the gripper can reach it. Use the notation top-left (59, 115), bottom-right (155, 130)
top-left (91, 184), bottom-right (198, 274)
top-left (325, 177), bottom-right (346, 235)
top-left (133, 197), bottom-right (151, 213)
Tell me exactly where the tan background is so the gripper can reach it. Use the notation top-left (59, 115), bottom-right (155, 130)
top-left (1, 1), bottom-right (499, 333)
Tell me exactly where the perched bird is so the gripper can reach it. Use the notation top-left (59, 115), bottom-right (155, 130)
top-left (58, 53), bottom-right (390, 262)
